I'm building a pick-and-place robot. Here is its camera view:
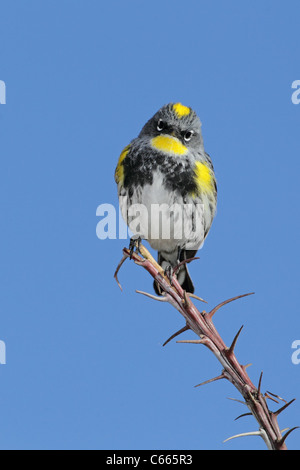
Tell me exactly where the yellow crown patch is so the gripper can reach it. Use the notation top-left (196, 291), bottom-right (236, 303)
top-left (173, 102), bottom-right (191, 118)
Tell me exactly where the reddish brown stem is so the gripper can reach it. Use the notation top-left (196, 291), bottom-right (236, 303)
top-left (115, 245), bottom-right (297, 450)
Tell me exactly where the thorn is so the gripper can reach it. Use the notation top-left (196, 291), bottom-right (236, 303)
top-left (182, 290), bottom-right (191, 308)
top-left (257, 371), bottom-right (263, 395)
top-left (273, 398), bottom-right (296, 417)
top-left (234, 412), bottom-right (252, 421)
top-left (136, 290), bottom-right (168, 302)
top-left (224, 430), bottom-right (262, 443)
top-left (172, 257), bottom-right (200, 275)
top-left (280, 428), bottom-right (289, 434)
top-left (227, 397), bottom-right (246, 406)
top-left (265, 393), bottom-right (280, 404)
top-left (194, 373), bottom-right (226, 388)
top-left (240, 363), bottom-right (252, 374)
top-left (277, 427), bottom-right (299, 447)
top-left (176, 339), bottom-right (203, 344)
top-left (187, 293), bottom-right (208, 304)
top-left (226, 325), bottom-right (244, 356)
top-left (207, 292), bottom-right (254, 320)
top-left (114, 253), bottom-right (129, 291)
top-left (266, 390), bottom-right (287, 404)
top-left (162, 324), bottom-right (190, 347)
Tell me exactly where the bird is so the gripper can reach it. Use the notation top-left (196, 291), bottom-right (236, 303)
top-left (115, 102), bottom-right (217, 294)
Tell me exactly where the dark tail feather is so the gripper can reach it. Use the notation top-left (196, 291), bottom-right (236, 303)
top-left (153, 252), bottom-right (165, 295)
top-left (153, 250), bottom-right (196, 295)
top-left (179, 249), bottom-right (197, 294)
top-left (180, 265), bottom-right (195, 294)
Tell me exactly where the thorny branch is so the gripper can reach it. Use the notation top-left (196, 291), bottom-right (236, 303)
top-left (114, 243), bottom-right (298, 450)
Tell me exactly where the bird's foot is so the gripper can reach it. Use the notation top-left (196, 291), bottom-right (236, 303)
top-left (129, 236), bottom-right (142, 259)
top-left (177, 246), bottom-right (183, 264)
top-left (164, 264), bottom-right (175, 285)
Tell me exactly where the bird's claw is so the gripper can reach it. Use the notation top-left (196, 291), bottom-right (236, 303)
top-left (164, 265), bottom-right (175, 284)
top-left (129, 237), bottom-right (142, 259)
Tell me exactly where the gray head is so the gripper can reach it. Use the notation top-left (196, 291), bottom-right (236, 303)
top-left (138, 102), bottom-right (204, 152)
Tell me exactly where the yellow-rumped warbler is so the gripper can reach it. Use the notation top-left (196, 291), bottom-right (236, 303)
top-left (115, 103), bottom-right (217, 294)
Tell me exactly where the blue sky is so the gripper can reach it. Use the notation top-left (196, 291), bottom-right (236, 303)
top-left (0, 0), bottom-right (299, 450)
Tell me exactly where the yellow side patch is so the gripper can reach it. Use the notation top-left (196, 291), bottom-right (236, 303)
top-left (151, 135), bottom-right (188, 156)
top-left (193, 161), bottom-right (214, 196)
top-left (173, 102), bottom-right (191, 118)
top-left (115, 144), bottom-right (130, 184)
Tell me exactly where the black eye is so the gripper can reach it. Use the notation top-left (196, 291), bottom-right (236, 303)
top-left (184, 130), bottom-right (194, 142)
top-left (157, 119), bottom-right (165, 132)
